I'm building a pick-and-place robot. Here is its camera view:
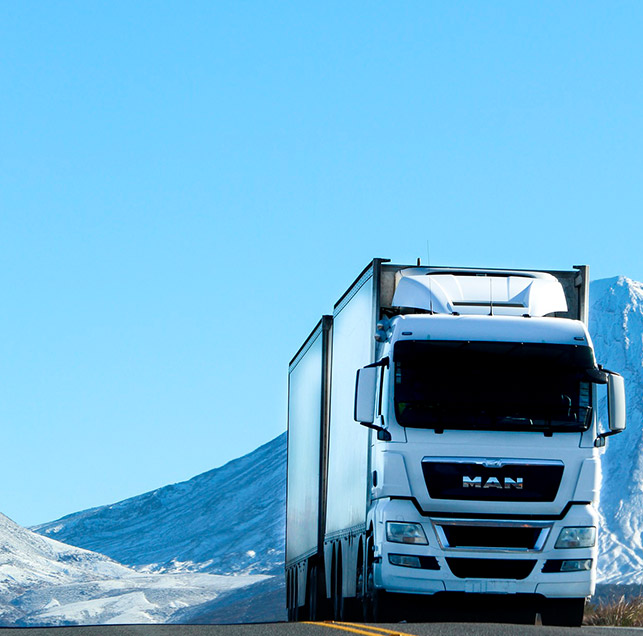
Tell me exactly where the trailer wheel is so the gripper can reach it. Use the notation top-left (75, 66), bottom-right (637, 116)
top-left (540, 598), bottom-right (585, 627)
top-left (287, 570), bottom-right (296, 621)
top-left (332, 551), bottom-right (344, 620)
top-left (306, 565), bottom-right (318, 621)
top-left (288, 569), bottom-right (300, 621)
top-left (341, 543), bottom-right (363, 622)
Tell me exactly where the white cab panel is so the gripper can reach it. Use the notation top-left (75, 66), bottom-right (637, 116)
top-left (393, 270), bottom-right (568, 317)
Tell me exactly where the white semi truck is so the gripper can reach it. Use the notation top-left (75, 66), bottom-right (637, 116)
top-left (286, 259), bottom-right (626, 626)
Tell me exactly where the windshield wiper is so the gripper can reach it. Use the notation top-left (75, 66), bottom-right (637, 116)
top-left (495, 416), bottom-right (534, 427)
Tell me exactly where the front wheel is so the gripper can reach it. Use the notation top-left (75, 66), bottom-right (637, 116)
top-left (363, 541), bottom-right (394, 622)
top-left (502, 607), bottom-right (537, 625)
top-left (540, 598), bottom-right (585, 627)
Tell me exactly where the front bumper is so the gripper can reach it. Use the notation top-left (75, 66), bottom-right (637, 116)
top-left (371, 498), bottom-right (598, 598)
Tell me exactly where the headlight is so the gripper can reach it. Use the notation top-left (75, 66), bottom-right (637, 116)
top-left (555, 526), bottom-right (596, 549)
top-left (386, 522), bottom-right (428, 545)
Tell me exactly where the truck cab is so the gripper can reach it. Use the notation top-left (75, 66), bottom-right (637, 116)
top-left (287, 262), bottom-right (626, 626)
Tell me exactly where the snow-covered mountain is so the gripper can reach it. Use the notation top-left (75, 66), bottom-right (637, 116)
top-left (15, 570), bottom-right (271, 626)
top-left (34, 433), bottom-right (286, 576)
top-left (0, 512), bottom-right (130, 624)
top-left (589, 277), bottom-right (643, 584)
top-left (0, 434), bottom-right (287, 626)
top-left (0, 511), bottom-right (269, 625)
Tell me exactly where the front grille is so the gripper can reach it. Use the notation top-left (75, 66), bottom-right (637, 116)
top-left (446, 558), bottom-right (536, 580)
top-left (441, 525), bottom-right (542, 549)
top-left (422, 458), bottom-right (564, 502)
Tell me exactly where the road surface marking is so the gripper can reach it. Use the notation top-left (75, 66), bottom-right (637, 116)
top-left (333, 623), bottom-right (415, 635)
top-left (302, 623), bottom-right (380, 636)
top-left (303, 621), bottom-right (416, 636)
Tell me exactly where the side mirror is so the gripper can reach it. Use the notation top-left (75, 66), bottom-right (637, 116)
top-left (608, 373), bottom-right (626, 432)
top-left (354, 367), bottom-right (378, 424)
top-left (595, 371), bottom-right (626, 446)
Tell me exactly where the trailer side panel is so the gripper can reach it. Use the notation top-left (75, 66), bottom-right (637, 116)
top-left (287, 320), bottom-right (328, 564)
top-left (325, 269), bottom-right (375, 536)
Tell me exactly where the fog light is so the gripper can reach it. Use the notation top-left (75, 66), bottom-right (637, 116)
top-left (389, 554), bottom-right (422, 568)
top-left (386, 522), bottom-right (428, 545)
top-left (561, 559), bottom-right (592, 572)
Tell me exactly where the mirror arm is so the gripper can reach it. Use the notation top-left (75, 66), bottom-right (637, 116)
top-left (359, 421), bottom-right (392, 441)
top-left (586, 367), bottom-right (608, 384)
top-left (364, 356), bottom-right (389, 369)
top-left (594, 430), bottom-right (622, 447)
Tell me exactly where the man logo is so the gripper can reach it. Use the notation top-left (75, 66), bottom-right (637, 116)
top-left (462, 476), bottom-right (524, 489)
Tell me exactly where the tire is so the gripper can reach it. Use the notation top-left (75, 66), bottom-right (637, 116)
top-left (342, 550), bottom-right (364, 622)
top-left (333, 554), bottom-right (344, 620)
top-left (315, 563), bottom-right (334, 621)
top-left (540, 598), bottom-right (585, 627)
top-left (363, 542), bottom-right (376, 621)
top-left (502, 608), bottom-right (537, 625)
top-left (290, 568), bottom-right (304, 621)
top-left (287, 570), bottom-right (297, 622)
top-left (307, 565), bottom-right (318, 621)
top-left (363, 541), bottom-right (393, 622)
top-left (291, 582), bottom-right (301, 621)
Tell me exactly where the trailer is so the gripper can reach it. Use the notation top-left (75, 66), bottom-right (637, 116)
top-left (286, 259), bottom-right (626, 625)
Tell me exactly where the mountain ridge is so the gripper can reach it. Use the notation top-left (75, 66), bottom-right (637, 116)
top-left (33, 433), bottom-right (286, 576)
top-left (590, 275), bottom-right (643, 583)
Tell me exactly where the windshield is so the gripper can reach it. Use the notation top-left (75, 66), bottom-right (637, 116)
top-left (394, 340), bottom-right (595, 432)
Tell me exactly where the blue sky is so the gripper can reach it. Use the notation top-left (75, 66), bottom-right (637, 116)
top-left (1, 1), bottom-right (642, 526)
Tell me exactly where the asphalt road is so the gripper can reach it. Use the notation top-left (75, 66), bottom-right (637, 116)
top-left (0, 623), bottom-right (640, 636)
